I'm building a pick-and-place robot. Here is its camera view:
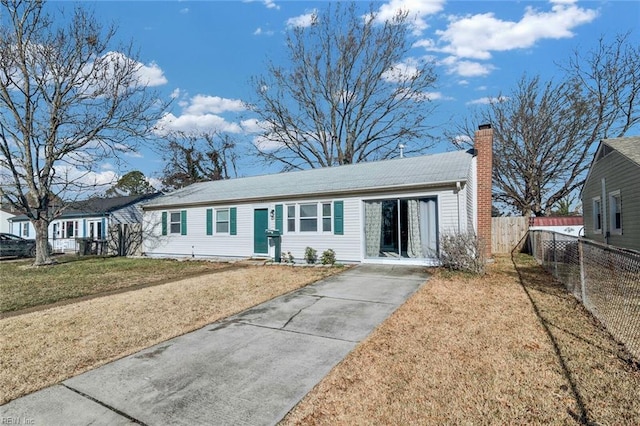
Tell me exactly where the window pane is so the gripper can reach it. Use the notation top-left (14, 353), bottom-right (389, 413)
top-left (287, 205), bottom-right (295, 217)
top-left (300, 204), bottom-right (317, 218)
top-left (170, 212), bottom-right (181, 223)
top-left (287, 219), bottom-right (295, 232)
top-left (300, 218), bottom-right (317, 232)
top-left (216, 210), bottom-right (229, 221)
top-left (323, 217), bottom-right (331, 232)
top-left (170, 223), bottom-right (181, 234)
top-left (322, 203), bottom-right (331, 216)
top-left (216, 222), bottom-right (229, 233)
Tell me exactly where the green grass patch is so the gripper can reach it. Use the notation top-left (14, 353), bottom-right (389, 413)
top-left (0, 256), bottom-right (230, 313)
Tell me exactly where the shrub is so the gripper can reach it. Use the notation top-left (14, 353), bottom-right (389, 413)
top-left (438, 231), bottom-right (486, 275)
top-left (287, 251), bottom-right (295, 263)
top-left (320, 249), bottom-right (336, 265)
top-left (304, 247), bottom-right (317, 264)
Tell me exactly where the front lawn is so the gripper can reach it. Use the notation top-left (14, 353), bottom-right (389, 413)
top-left (282, 254), bottom-right (640, 425)
top-left (0, 265), bottom-right (340, 404)
top-left (0, 256), bottom-right (232, 313)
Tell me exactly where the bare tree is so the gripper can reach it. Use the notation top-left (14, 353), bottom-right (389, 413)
top-left (160, 132), bottom-right (238, 190)
top-left (250, 2), bottom-right (439, 170)
top-left (451, 33), bottom-right (639, 217)
top-left (0, 0), bottom-right (166, 265)
top-left (487, 76), bottom-right (593, 216)
top-left (563, 32), bottom-right (640, 139)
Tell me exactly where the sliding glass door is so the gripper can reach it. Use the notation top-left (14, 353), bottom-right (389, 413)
top-left (364, 197), bottom-right (437, 259)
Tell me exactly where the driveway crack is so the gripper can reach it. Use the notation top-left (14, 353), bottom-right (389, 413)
top-left (281, 296), bottom-right (322, 329)
top-left (60, 384), bottom-right (148, 425)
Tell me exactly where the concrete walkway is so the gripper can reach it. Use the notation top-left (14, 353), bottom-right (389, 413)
top-left (1, 265), bottom-right (428, 426)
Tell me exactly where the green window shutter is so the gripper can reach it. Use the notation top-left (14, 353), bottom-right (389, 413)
top-left (206, 209), bottom-right (213, 235)
top-left (181, 210), bottom-right (187, 235)
top-left (162, 212), bottom-right (168, 236)
top-left (275, 204), bottom-right (283, 232)
top-left (334, 201), bottom-right (344, 235)
top-left (230, 207), bottom-right (237, 235)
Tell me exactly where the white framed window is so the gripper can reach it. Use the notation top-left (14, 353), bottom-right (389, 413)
top-left (299, 203), bottom-right (318, 232)
top-left (216, 209), bottom-right (229, 234)
top-left (63, 220), bottom-right (78, 238)
top-left (21, 222), bottom-right (29, 237)
top-left (609, 191), bottom-right (622, 234)
top-left (286, 205), bottom-right (296, 233)
top-left (170, 211), bottom-right (181, 234)
top-left (592, 197), bottom-right (602, 233)
top-left (322, 202), bottom-right (332, 232)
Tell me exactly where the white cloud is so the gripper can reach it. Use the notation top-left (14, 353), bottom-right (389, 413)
top-left (433, 0), bottom-right (597, 60)
top-left (240, 118), bottom-right (266, 133)
top-left (179, 8), bottom-right (189, 14)
top-left (184, 95), bottom-right (246, 115)
top-left (373, 0), bottom-right (446, 35)
top-left (417, 0), bottom-right (597, 77)
top-left (263, 0), bottom-right (279, 10)
top-left (382, 59), bottom-right (422, 83)
top-left (170, 88), bottom-right (182, 99)
top-left (286, 10), bottom-right (317, 29)
top-left (136, 60), bottom-right (168, 87)
top-left (467, 96), bottom-right (508, 105)
top-left (155, 113), bottom-right (243, 135)
top-left (254, 27), bottom-right (274, 36)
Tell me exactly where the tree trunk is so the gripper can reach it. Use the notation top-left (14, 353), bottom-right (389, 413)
top-left (33, 219), bottom-right (54, 266)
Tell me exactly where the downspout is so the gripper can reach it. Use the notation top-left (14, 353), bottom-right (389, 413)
top-left (456, 181), bottom-right (462, 233)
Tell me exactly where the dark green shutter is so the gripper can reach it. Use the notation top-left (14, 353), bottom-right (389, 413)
top-left (180, 210), bottom-right (187, 235)
top-left (230, 207), bottom-right (237, 235)
top-left (334, 201), bottom-right (344, 235)
top-left (275, 204), bottom-right (283, 232)
top-left (206, 209), bottom-right (213, 235)
top-left (162, 212), bottom-right (167, 236)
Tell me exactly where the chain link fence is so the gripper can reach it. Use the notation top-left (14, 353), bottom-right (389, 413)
top-left (528, 230), bottom-right (640, 361)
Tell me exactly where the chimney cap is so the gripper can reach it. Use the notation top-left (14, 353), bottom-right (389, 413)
top-left (478, 123), bottom-right (492, 130)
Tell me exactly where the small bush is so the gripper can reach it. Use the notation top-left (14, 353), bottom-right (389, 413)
top-left (438, 231), bottom-right (486, 275)
top-left (287, 251), bottom-right (295, 263)
top-left (304, 247), bottom-right (317, 264)
top-left (320, 249), bottom-right (336, 265)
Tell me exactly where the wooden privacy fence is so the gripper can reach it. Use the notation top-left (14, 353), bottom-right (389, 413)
top-left (492, 217), bottom-right (528, 254)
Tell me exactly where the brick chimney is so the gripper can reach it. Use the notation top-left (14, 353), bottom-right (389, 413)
top-left (475, 124), bottom-right (493, 259)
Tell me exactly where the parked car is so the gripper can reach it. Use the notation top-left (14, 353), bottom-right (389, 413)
top-left (0, 233), bottom-right (51, 258)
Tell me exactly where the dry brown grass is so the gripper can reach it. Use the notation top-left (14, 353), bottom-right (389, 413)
top-left (282, 255), bottom-right (640, 425)
top-left (0, 266), bottom-right (338, 404)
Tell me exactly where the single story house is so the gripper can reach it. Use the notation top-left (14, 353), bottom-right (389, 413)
top-left (9, 193), bottom-right (162, 255)
top-left (141, 126), bottom-right (493, 265)
top-left (528, 216), bottom-right (584, 237)
top-left (581, 136), bottom-right (640, 252)
top-left (0, 204), bottom-right (17, 234)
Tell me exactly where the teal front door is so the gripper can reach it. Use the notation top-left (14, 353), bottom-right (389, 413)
top-left (253, 208), bottom-right (269, 255)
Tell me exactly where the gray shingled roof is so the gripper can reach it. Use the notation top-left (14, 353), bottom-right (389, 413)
top-left (144, 150), bottom-right (474, 209)
top-left (604, 136), bottom-right (640, 166)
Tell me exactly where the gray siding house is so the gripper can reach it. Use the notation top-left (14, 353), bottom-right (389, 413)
top-left (142, 127), bottom-right (494, 265)
top-left (10, 193), bottom-right (162, 255)
top-left (581, 136), bottom-right (640, 252)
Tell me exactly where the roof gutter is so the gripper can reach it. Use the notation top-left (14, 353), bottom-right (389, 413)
top-left (142, 179), bottom-right (466, 211)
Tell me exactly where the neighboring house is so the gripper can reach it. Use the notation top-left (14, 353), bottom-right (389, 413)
top-left (9, 193), bottom-right (162, 255)
top-left (581, 136), bottom-right (640, 252)
top-left (528, 216), bottom-right (584, 237)
top-left (0, 204), bottom-right (17, 234)
top-left (141, 126), bottom-right (494, 265)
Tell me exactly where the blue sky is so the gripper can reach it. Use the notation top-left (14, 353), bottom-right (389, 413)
top-left (50, 0), bottom-right (640, 188)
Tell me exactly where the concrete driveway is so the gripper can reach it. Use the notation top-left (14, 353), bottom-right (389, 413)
top-left (1, 264), bottom-right (428, 426)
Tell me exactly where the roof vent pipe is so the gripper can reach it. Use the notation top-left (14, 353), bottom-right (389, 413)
top-left (398, 143), bottom-right (405, 158)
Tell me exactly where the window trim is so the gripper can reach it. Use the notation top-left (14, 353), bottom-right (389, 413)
top-left (592, 197), bottom-right (602, 234)
top-left (322, 202), bottom-right (332, 233)
top-left (169, 211), bottom-right (182, 235)
top-left (285, 201), bottom-right (336, 234)
top-left (286, 204), bottom-right (296, 233)
top-left (608, 190), bottom-right (622, 235)
top-left (215, 208), bottom-right (230, 234)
